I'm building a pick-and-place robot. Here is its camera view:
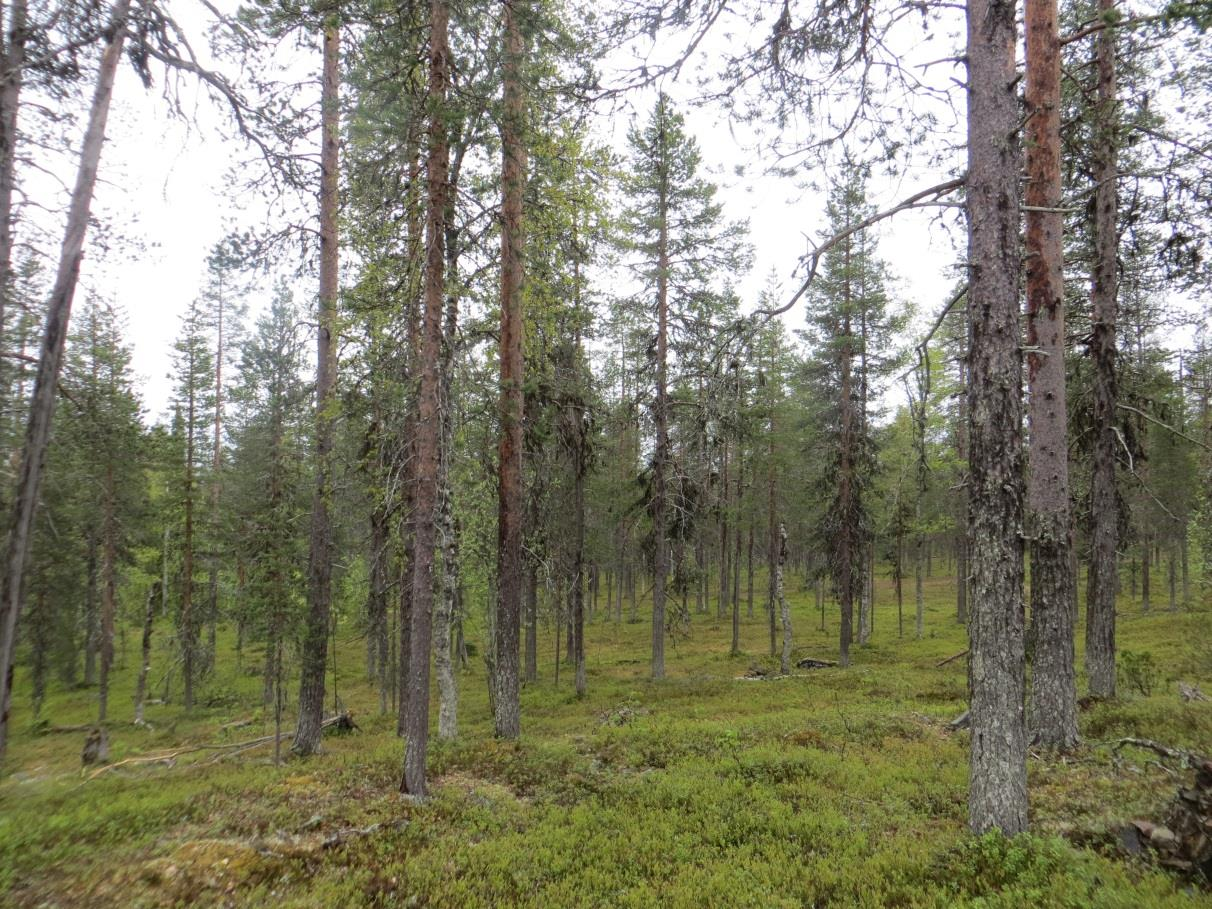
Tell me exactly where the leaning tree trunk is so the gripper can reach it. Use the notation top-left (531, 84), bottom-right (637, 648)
top-left (1085, 0), bottom-right (1120, 699)
top-left (1025, 0), bottom-right (1077, 749)
top-left (294, 20), bottom-right (340, 758)
top-left (401, 0), bottom-right (450, 797)
top-left (965, 0), bottom-right (1028, 835)
top-left (493, 0), bottom-right (526, 738)
top-left (0, 0), bottom-right (131, 760)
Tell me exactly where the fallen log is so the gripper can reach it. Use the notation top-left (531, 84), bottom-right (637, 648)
top-left (1111, 737), bottom-right (1209, 769)
top-left (84, 712), bottom-right (358, 780)
top-left (795, 657), bottom-right (838, 670)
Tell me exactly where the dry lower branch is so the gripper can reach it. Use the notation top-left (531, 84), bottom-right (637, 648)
top-left (936, 649), bottom-right (969, 668)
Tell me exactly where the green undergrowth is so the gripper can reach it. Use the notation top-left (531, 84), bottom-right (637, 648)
top-left (2, 575), bottom-right (1211, 906)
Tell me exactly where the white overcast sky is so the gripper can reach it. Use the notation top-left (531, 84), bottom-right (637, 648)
top-left (77, 0), bottom-right (1151, 422)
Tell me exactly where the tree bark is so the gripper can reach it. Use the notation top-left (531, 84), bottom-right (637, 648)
top-left (294, 21), bottom-right (340, 757)
top-left (98, 464), bottom-right (117, 723)
top-left (0, 0), bottom-right (27, 473)
top-left (651, 102), bottom-right (670, 680)
top-left (401, 0), bottom-right (450, 796)
top-left (965, 0), bottom-right (1028, 834)
top-left (1025, 0), bottom-right (1077, 749)
top-left (777, 523), bottom-right (792, 674)
top-left (133, 582), bottom-right (156, 725)
top-left (746, 525), bottom-right (754, 620)
top-left (369, 499), bottom-right (389, 712)
top-left (1142, 533), bottom-right (1151, 611)
top-left (493, 0), bottom-right (526, 737)
top-left (435, 260), bottom-right (459, 741)
top-left (1084, 0), bottom-right (1119, 699)
top-left (0, 0), bottom-right (131, 758)
top-left (837, 308), bottom-right (856, 667)
top-left (524, 560), bottom-right (537, 682)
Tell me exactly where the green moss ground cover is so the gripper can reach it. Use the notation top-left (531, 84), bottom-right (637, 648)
top-left (3, 576), bottom-right (1211, 907)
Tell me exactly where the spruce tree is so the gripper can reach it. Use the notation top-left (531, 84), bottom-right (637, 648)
top-left (620, 93), bottom-right (749, 678)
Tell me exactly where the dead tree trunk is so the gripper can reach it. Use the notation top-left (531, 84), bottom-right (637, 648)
top-left (295, 21), bottom-right (340, 758)
top-left (0, 0), bottom-right (131, 759)
top-left (965, 0), bottom-right (1028, 834)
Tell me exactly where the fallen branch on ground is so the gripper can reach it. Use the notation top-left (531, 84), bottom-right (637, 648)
top-left (84, 712), bottom-right (357, 780)
top-left (1109, 737), bottom-right (1209, 768)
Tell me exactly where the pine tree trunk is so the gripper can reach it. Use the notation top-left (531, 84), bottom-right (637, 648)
top-left (896, 533), bottom-right (904, 638)
top-left (207, 285), bottom-right (224, 676)
top-left (718, 439), bottom-right (729, 621)
top-left (0, 0), bottom-right (26, 497)
top-left (524, 562), bottom-right (537, 682)
top-left (369, 502), bottom-right (389, 713)
top-left (98, 466), bottom-right (117, 723)
top-left (435, 475), bottom-right (458, 739)
top-left (0, 0), bottom-right (131, 758)
top-left (767, 395), bottom-right (777, 656)
top-left (1025, 0), bottom-right (1077, 748)
top-left (914, 522), bottom-right (926, 638)
top-left (965, 0), bottom-right (1028, 833)
top-left (956, 357), bottom-right (970, 626)
top-left (401, 0), bottom-right (452, 795)
top-left (572, 417), bottom-right (587, 697)
top-left (777, 523), bottom-right (792, 674)
top-left (1142, 535), bottom-right (1151, 611)
top-left (837, 310), bottom-right (856, 668)
top-left (295, 21), bottom-right (340, 757)
top-left (650, 107), bottom-right (670, 680)
top-left (746, 525), bottom-right (754, 621)
top-left (493, 0), bottom-right (526, 737)
top-left (85, 537), bottom-right (98, 685)
top-left (134, 582), bottom-right (156, 724)
top-left (1085, 0), bottom-right (1119, 698)
top-left (730, 448), bottom-right (741, 656)
top-left (435, 286), bottom-right (459, 740)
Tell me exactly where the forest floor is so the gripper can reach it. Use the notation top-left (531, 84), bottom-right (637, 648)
top-left (3, 576), bottom-right (1212, 907)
